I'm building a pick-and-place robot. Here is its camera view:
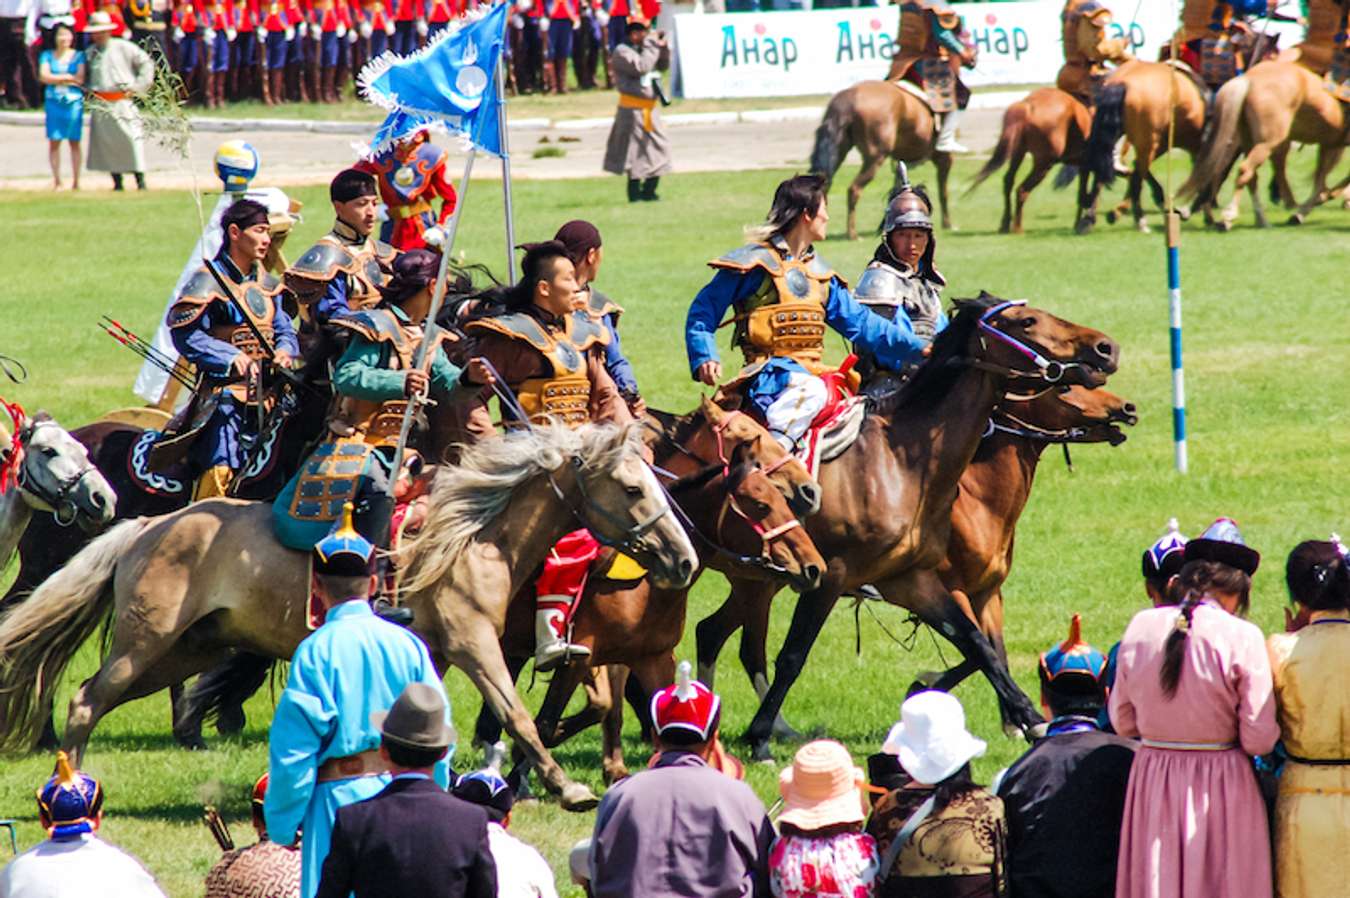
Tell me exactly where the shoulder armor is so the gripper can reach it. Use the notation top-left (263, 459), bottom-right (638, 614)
top-left (708, 243), bottom-right (784, 276)
top-left (331, 308), bottom-right (405, 346)
top-left (854, 262), bottom-right (907, 304)
top-left (168, 268), bottom-right (228, 328)
top-left (373, 240), bottom-right (397, 265)
top-left (805, 253), bottom-right (839, 284)
top-left (259, 271), bottom-right (283, 293)
top-left (567, 309), bottom-right (612, 351)
top-left (583, 288), bottom-right (624, 321)
top-left (416, 142), bottom-right (447, 171)
top-left (465, 311), bottom-right (554, 353)
top-left (287, 239), bottom-right (356, 283)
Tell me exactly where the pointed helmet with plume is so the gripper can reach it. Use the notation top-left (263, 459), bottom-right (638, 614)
top-left (881, 162), bottom-right (934, 234)
top-left (650, 661), bottom-right (721, 741)
top-left (1143, 518), bottom-right (1189, 582)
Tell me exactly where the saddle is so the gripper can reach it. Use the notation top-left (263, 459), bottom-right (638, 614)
top-left (893, 77), bottom-right (937, 116)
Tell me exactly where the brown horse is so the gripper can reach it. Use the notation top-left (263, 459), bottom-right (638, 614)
top-left (1078, 60), bottom-right (1208, 233)
top-left (967, 88), bottom-right (1093, 235)
top-left (1176, 60), bottom-right (1350, 228)
top-left (810, 79), bottom-right (953, 239)
top-left (695, 383), bottom-right (1136, 739)
top-left (0, 423), bottom-right (697, 810)
top-left (706, 295), bottom-right (1119, 760)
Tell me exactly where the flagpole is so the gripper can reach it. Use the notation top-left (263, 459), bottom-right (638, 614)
top-left (496, 37), bottom-right (517, 285)
top-left (385, 147), bottom-right (478, 496)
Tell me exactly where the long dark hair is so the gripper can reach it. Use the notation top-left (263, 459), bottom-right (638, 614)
top-left (1158, 560), bottom-right (1252, 698)
top-left (1286, 540), bottom-right (1350, 612)
top-left (463, 241), bottom-right (571, 316)
top-left (747, 174), bottom-right (827, 242)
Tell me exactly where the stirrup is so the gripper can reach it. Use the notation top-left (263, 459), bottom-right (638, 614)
top-left (534, 641), bottom-right (591, 673)
top-left (373, 597), bottom-right (414, 627)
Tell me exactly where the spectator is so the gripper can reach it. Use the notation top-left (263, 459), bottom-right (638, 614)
top-left (1267, 537), bottom-right (1350, 898)
top-left (603, 18), bottom-right (670, 202)
top-left (0, 751), bottom-right (167, 898)
top-left (868, 691), bottom-right (1006, 898)
top-left (769, 739), bottom-right (879, 898)
top-left (27, 0), bottom-right (74, 50)
top-left (995, 615), bottom-right (1137, 898)
top-left (314, 683), bottom-right (496, 898)
top-left (36, 21), bottom-right (82, 190)
top-left (587, 661), bottom-right (775, 898)
top-left (84, 10), bottom-right (153, 190)
top-left (1109, 517), bottom-right (1278, 898)
top-left (0, 0), bottom-right (37, 108)
top-left (545, 0), bottom-right (576, 93)
top-left (205, 773), bottom-right (302, 898)
top-left (453, 767), bottom-right (559, 898)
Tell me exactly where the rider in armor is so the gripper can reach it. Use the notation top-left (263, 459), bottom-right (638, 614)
top-left (1057, 0), bottom-right (1133, 105)
top-left (685, 174), bottom-right (926, 449)
top-left (273, 249), bottom-right (481, 624)
top-left (159, 198), bottom-right (299, 500)
top-left (1172, 0), bottom-right (1271, 88)
top-left (458, 241), bottom-right (634, 671)
top-left (886, 0), bottom-right (977, 153)
top-left (853, 177), bottom-right (948, 394)
top-left (285, 168), bottom-right (398, 327)
top-left (1279, 0), bottom-right (1350, 76)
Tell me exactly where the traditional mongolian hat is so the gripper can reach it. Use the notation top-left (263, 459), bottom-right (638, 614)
top-left (882, 691), bottom-right (986, 786)
top-left (1142, 518), bottom-right (1188, 582)
top-left (313, 502), bottom-right (376, 578)
top-left (650, 661), bottom-right (720, 742)
top-left (452, 768), bottom-right (515, 822)
top-left (37, 752), bottom-right (104, 840)
top-left (778, 740), bottom-right (867, 831)
top-left (1184, 517), bottom-right (1260, 576)
top-left (1038, 614), bottom-right (1107, 689)
top-left (83, 11), bottom-right (119, 32)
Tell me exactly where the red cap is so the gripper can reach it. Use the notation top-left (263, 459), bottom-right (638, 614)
top-left (650, 662), bottom-right (721, 741)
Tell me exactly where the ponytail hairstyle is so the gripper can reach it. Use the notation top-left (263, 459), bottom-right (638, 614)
top-left (745, 174), bottom-right (828, 243)
top-left (1286, 539), bottom-right (1350, 612)
top-left (1158, 560), bottom-right (1252, 698)
top-left (462, 242), bottom-right (571, 316)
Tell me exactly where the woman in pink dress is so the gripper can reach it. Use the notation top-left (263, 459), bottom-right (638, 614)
top-left (1109, 518), bottom-right (1279, 898)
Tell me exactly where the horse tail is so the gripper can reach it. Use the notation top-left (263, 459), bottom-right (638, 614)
top-left (810, 93), bottom-right (852, 189)
top-left (178, 652), bottom-right (278, 735)
top-left (967, 102), bottom-right (1025, 195)
top-left (1177, 74), bottom-right (1250, 202)
top-left (1085, 82), bottom-right (1127, 189)
top-left (0, 517), bottom-right (148, 751)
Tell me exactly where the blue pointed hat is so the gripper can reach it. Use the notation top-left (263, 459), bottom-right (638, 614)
top-left (451, 767), bottom-right (515, 821)
top-left (1184, 517), bottom-right (1260, 576)
top-left (1039, 614), bottom-right (1107, 685)
top-left (37, 752), bottom-right (103, 840)
top-left (1142, 518), bottom-right (1188, 581)
top-left (313, 502), bottom-right (376, 577)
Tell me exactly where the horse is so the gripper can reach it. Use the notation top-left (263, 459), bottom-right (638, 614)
top-left (0, 405), bottom-right (116, 568)
top-left (810, 79), bottom-right (954, 239)
top-left (694, 383), bottom-right (1136, 740)
top-left (695, 295), bottom-right (1120, 760)
top-left (967, 88), bottom-right (1093, 235)
top-left (0, 423), bottom-right (698, 810)
top-left (1077, 60), bottom-right (1209, 234)
top-left (468, 410), bottom-right (827, 784)
top-left (1176, 60), bottom-right (1350, 229)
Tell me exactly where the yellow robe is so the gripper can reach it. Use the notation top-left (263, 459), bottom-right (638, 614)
top-left (1268, 616), bottom-right (1350, 898)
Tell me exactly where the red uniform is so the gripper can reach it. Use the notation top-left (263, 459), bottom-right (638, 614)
top-left (355, 135), bottom-right (458, 252)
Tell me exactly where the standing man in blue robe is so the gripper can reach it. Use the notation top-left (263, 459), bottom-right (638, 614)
top-left (264, 503), bottom-right (453, 898)
top-left (685, 173), bottom-right (928, 448)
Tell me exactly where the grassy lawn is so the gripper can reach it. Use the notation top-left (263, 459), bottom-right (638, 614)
top-left (1, 155), bottom-right (1347, 897)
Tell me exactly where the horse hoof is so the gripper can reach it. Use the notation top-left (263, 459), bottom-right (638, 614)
top-left (559, 782), bottom-right (600, 812)
top-left (770, 716), bottom-right (806, 743)
top-left (1074, 219), bottom-right (1094, 236)
top-left (1024, 721), bottom-right (1049, 743)
top-left (602, 763), bottom-right (630, 786)
top-left (750, 740), bottom-right (774, 764)
top-left (216, 706), bottom-right (246, 736)
top-left (1287, 214), bottom-right (1305, 226)
top-left (910, 671), bottom-right (943, 691)
top-left (1002, 721), bottom-right (1024, 739)
top-left (1105, 210), bottom-right (1118, 225)
top-left (174, 734), bottom-right (209, 751)
top-left (1136, 222), bottom-right (1151, 234)
top-left (1175, 205), bottom-right (1191, 221)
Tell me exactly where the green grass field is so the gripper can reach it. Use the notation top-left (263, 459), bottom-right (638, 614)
top-left (1, 153), bottom-right (1347, 897)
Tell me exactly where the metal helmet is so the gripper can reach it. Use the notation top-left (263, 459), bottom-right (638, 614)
top-left (881, 163), bottom-right (934, 233)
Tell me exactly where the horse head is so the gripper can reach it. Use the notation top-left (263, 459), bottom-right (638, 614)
top-left (960, 293), bottom-right (1120, 388)
top-left (6, 409), bottom-right (117, 530)
top-left (697, 395), bottom-right (822, 517)
top-left (568, 423), bottom-right (698, 591)
top-left (997, 384), bottom-right (1138, 446)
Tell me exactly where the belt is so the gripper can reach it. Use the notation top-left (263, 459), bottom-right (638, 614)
top-left (93, 90), bottom-right (129, 101)
top-left (618, 92), bottom-right (656, 132)
top-left (316, 749), bottom-right (389, 783)
top-left (1287, 754), bottom-right (1350, 766)
top-left (1141, 739), bottom-right (1237, 751)
top-left (390, 198), bottom-right (433, 220)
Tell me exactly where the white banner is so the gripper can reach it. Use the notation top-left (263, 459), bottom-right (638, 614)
top-left (672, 0), bottom-right (1302, 98)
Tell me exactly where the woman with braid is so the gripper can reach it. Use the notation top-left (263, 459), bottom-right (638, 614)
top-left (1108, 518), bottom-right (1278, 898)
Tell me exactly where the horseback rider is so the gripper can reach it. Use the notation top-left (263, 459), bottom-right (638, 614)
top-left (457, 240), bottom-right (633, 671)
top-left (285, 168), bottom-right (398, 328)
top-left (1172, 0), bottom-right (1272, 87)
top-left (853, 176), bottom-right (949, 394)
top-left (354, 128), bottom-right (459, 253)
top-left (1279, 0), bottom-right (1350, 77)
top-left (272, 249), bottom-right (485, 624)
top-left (159, 198), bottom-right (300, 500)
top-left (1057, 0), bottom-right (1133, 105)
top-left (886, 0), bottom-right (977, 153)
top-left (685, 174), bottom-right (927, 449)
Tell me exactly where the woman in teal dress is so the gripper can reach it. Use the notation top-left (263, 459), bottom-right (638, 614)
top-left (37, 24), bottom-right (85, 190)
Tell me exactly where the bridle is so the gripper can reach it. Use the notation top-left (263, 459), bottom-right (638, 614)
top-left (957, 300), bottom-right (1103, 386)
top-left (711, 457), bottom-right (803, 567)
top-left (0, 404), bottom-right (101, 527)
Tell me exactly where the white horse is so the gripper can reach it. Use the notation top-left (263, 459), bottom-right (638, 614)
top-left (0, 404), bottom-right (117, 568)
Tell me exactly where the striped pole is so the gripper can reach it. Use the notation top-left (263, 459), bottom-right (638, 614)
top-left (1166, 213), bottom-right (1187, 474)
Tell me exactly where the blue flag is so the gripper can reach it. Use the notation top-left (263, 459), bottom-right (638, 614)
top-left (358, 3), bottom-right (508, 157)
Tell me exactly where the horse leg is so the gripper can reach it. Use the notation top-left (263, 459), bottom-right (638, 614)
top-left (1000, 147), bottom-right (1024, 234)
top-left (1128, 166), bottom-right (1149, 233)
top-left (1247, 168), bottom-right (1268, 229)
top-left (1270, 142), bottom-right (1296, 208)
top-left (934, 151), bottom-right (954, 230)
top-left (695, 589), bottom-right (748, 690)
top-left (736, 586), bottom-right (802, 742)
top-left (1291, 145), bottom-right (1345, 225)
top-left (473, 652), bottom-right (528, 750)
top-left (534, 660), bottom-right (590, 748)
top-left (847, 155), bottom-right (885, 241)
top-left (1013, 158), bottom-right (1052, 236)
top-left (598, 664), bottom-right (630, 784)
top-left (1074, 166), bottom-right (1098, 234)
top-left (743, 578), bottom-right (843, 762)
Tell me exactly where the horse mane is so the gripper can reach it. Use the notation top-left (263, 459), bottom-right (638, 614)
top-left (874, 292), bottom-right (1005, 415)
top-left (398, 421), bottom-right (643, 595)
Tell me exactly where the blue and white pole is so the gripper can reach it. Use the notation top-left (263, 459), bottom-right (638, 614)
top-left (1166, 212), bottom-right (1187, 474)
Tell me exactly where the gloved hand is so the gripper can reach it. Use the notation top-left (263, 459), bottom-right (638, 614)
top-left (336, 21), bottom-right (346, 37)
top-left (203, 26), bottom-right (216, 42)
top-left (415, 16), bottom-right (427, 35)
top-left (422, 225), bottom-right (446, 248)
top-left (358, 19), bottom-right (372, 38)
top-left (255, 26), bottom-right (266, 42)
top-left (173, 25), bottom-right (186, 41)
top-left (383, 18), bottom-right (395, 34)
top-left (309, 21), bottom-right (322, 39)
top-left (225, 26), bottom-right (237, 40)
top-left (594, 8), bottom-right (608, 26)
top-left (284, 24), bottom-right (295, 40)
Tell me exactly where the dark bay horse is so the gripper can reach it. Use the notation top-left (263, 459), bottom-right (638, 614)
top-left (701, 295), bottom-right (1119, 760)
top-left (810, 79), bottom-right (954, 239)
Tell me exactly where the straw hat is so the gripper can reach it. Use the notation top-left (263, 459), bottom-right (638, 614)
top-left (882, 691), bottom-right (986, 786)
top-left (84, 11), bottom-right (119, 33)
top-left (777, 740), bottom-right (866, 831)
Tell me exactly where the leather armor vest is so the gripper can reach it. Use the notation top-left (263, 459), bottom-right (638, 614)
top-left (168, 266), bottom-right (282, 401)
top-left (285, 228), bottom-right (397, 314)
top-left (854, 260), bottom-right (945, 341)
top-left (708, 242), bottom-right (838, 371)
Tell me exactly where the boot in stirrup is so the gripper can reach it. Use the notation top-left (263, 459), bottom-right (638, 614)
top-left (934, 110), bottom-right (969, 154)
top-left (534, 605), bottom-right (589, 672)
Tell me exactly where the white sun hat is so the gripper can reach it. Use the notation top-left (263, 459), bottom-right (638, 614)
top-left (881, 691), bottom-right (986, 786)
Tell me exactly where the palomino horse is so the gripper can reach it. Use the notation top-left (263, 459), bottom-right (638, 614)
top-left (695, 383), bottom-right (1136, 739)
top-left (0, 405), bottom-right (116, 567)
top-left (810, 80), bottom-right (954, 239)
top-left (0, 423), bottom-right (697, 810)
top-left (1078, 60), bottom-right (1208, 233)
top-left (967, 88), bottom-right (1093, 234)
top-left (704, 295), bottom-right (1120, 760)
top-left (1176, 60), bottom-right (1349, 229)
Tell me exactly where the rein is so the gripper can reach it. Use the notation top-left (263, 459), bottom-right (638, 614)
top-left (0, 400), bottom-right (24, 493)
